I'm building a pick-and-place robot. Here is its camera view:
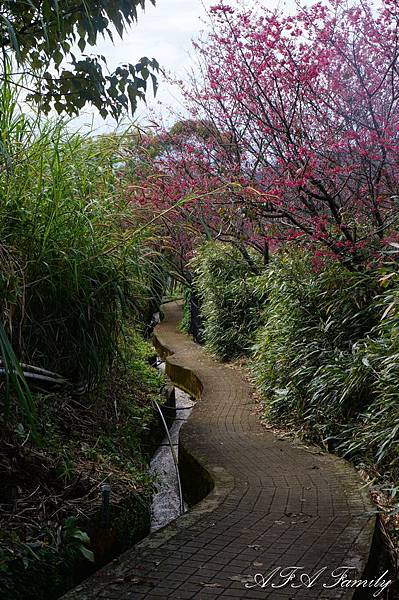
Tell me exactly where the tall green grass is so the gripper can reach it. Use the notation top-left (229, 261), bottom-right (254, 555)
top-left (250, 251), bottom-right (399, 493)
top-left (251, 251), bottom-right (379, 436)
top-left (191, 242), bottom-right (267, 360)
top-left (0, 82), bottom-right (163, 427)
top-left (340, 282), bottom-right (399, 482)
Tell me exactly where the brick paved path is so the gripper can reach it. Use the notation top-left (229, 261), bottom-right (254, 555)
top-left (64, 301), bottom-right (375, 600)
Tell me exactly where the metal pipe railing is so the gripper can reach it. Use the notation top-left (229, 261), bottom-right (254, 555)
top-left (152, 398), bottom-right (184, 516)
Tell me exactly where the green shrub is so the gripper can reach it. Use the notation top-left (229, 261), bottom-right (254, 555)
top-left (252, 251), bottom-right (379, 439)
top-left (252, 250), bottom-right (399, 498)
top-left (179, 287), bottom-right (191, 333)
top-left (339, 282), bottom-right (399, 481)
top-left (191, 242), bottom-right (267, 360)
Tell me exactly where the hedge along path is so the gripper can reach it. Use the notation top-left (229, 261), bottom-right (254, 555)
top-left (63, 301), bottom-right (375, 600)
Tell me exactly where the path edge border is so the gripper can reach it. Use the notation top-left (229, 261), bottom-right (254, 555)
top-left (152, 321), bottom-right (235, 524)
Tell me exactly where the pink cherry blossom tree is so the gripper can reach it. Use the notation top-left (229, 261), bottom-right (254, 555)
top-left (186, 0), bottom-right (399, 263)
top-left (129, 120), bottom-right (267, 278)
top-left (130, 0), bottom-right (399, 268)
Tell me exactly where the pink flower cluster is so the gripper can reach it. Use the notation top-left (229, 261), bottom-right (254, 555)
top-left (128, 0), bottom-right (399, 268)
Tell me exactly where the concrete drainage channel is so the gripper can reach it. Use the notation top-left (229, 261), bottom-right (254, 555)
top-left (150, 358), bottom-right (195, 532)
top-left (60, 355), bottom-right (213, 600)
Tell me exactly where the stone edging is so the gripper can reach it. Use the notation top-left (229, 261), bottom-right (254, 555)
top-left (152, 324), bottom-right (235, 522)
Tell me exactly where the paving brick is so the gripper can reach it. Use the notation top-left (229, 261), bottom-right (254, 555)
top-left (62, 302), bottom-right (375, 600)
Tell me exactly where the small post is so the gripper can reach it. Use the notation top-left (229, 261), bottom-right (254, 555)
top-left (100, 484), bottom-right (111, 529)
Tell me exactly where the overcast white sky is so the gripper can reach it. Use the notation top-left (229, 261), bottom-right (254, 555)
top-left (70, 0), bottom-right (297, 134)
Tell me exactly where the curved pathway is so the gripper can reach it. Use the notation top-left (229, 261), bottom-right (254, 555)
top-left (64, 301), bottom-right (375, 600)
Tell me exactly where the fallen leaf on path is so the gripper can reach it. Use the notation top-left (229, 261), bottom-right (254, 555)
top-left (230, 575), bottom-right (254, 583)
top-left (200, 582), bottom-right (223, 588)
top-left (112, 576), bottom-right (145, 585)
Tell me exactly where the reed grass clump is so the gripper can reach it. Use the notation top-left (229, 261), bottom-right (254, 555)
top-left (0, 83), bottom-right (167, 599)
top-left (0, 82), bottom-right (163, 427)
